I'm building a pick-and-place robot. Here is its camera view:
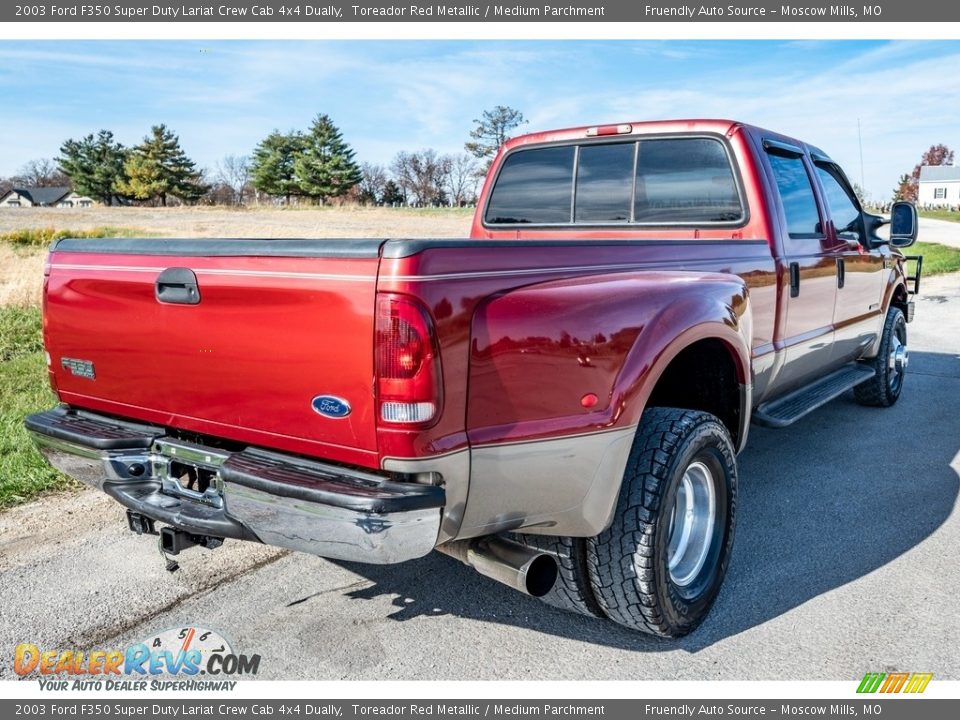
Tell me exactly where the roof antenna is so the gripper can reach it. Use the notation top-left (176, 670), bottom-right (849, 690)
top-left (857, 118), bottom-right (866, 193)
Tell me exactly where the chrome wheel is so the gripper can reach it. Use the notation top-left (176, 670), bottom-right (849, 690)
top-left (666, 460), bottom-right (717, 589)
top-left (887, 333), bottom-right (908, 392)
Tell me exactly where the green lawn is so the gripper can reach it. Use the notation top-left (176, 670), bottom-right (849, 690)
top-left (0, 306), bottom-right (74, 508)
top-left (919, 209), bottom-right (960, 223)
top-left (911, 242), bottom-right (960, 275)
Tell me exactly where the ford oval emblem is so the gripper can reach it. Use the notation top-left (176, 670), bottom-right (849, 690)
top-left (311, 395), bottom-right (352, 419)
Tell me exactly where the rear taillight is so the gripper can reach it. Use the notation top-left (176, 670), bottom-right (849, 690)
top-left (375, 293), bottom-right (442, 426)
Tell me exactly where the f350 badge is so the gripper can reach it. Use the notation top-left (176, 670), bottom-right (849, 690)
top-left (311, 395), bottom-right (351, 419)
top-left (61, 357), bottom-right (96, 380)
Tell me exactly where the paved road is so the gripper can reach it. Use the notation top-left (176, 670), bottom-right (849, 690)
top-left (874, 216), bottom-right (958, 249)
top-left (1, 274), bottom-right (958, 682)
top-left (918, 217), bottom-right (960, 249)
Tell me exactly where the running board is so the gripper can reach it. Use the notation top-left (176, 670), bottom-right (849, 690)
top-left (753, 364), bottom-right (876, 428)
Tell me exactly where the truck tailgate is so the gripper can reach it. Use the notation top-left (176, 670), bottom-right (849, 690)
top-left (44, 239), bottom-right (383, 466)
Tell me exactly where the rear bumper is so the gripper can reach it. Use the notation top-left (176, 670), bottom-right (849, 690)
top-left (25, 407), bottom-right (444, 564)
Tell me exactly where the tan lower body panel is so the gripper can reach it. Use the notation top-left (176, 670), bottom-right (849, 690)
top-left (458, 426), bottom-right (638, 539)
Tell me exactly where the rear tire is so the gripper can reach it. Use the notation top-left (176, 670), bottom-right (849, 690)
top-left (586, 408), bottom-right (737, 638)
top-left (854, 307), bottom-right (907, 407)
top-left (512, 534), bottom-right (604, 618)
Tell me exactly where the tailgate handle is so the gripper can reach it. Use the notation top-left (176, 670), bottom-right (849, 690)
top-left (156, 267), bottom-right (201, 305)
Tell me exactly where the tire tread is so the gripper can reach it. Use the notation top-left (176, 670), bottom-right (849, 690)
top-left (586, 407), bottom-right (736, 637)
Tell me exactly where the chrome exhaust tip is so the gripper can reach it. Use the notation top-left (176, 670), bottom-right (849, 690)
top-left (437, 536), bottom-right (558, 597)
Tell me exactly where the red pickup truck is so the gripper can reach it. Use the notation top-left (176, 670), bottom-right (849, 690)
top-left (27, 119), bottom-right (920, 638)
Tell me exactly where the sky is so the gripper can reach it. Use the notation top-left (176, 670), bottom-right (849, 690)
top-left (0, 39), bottom-right (958, 202)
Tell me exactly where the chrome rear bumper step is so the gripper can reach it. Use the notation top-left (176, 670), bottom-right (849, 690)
top-left (25, 406), bottom-right (444, 564)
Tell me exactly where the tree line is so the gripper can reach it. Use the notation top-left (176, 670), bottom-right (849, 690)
top-left (0, 106), bottom-right (528, 208)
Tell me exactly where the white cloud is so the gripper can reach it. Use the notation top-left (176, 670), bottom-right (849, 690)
top-left (1, 40), bottom-right (958, 201)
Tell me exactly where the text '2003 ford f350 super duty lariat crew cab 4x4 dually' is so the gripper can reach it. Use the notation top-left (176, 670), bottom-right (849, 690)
top-left (27, 119), bottom-right (922, 638)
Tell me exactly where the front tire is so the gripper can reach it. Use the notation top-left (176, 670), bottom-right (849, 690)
top-left (586, 408), bottom-right (737, 637)
top-left (854, 306), bottom-right (908, 407)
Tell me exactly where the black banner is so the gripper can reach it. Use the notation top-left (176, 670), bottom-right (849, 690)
top-left (4, 1), bottom-right (958, 23)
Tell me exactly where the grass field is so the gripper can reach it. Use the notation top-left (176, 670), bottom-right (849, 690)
top-left (0, 205), bottom-right (475, 239)
top-left (913, 242), bottom-right (960, 275)
top-left (919, 209), bottom-right (960, 223)
top-left (0, 205), bottom-right (957, 508)
top-left (0, 306), bottom-right (73, 508)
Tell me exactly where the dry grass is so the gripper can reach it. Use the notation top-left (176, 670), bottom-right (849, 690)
top-left (0, 206), bottom-right (474, 310)
top-left (0, 246), bottom-right (45, 308)
top-left (0, 205), bottom-right (474, 240)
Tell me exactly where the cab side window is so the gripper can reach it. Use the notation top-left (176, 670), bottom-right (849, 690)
top-left (815, 163), bottom-right (862, 244)
top-left (766, 151), bottom-right (822, 239)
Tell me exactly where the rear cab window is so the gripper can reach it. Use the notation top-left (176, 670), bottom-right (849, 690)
top-left (484, 135), bottom-right (744, 227)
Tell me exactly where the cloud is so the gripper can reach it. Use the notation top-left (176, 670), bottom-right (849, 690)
top-left (0, 40), bottom-right (958, 200)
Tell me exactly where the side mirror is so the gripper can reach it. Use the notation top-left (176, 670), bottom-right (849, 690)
top-left (889, 201), bottom-right (918, 248)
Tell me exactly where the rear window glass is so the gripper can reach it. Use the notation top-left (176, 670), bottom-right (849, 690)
top-left (485, 136), bottom-right (742, 226)
top-left (634, 139), bottom-right (742, 223)
top-left (484, 146), bottom-right (574, 224)
top-left (575, 143), bottom-right (635, 223)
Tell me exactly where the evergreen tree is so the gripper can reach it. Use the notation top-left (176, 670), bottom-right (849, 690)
top-left (117, 125), bottom-right (207, 206)
top-left (381, 180), bottom-right (405, 206)
top-left (57, 130), bottom-right (128, 205)
top-left (293, 114), bottom-right (362, 204)
top-left (250, 130), bottom-right (304, 204)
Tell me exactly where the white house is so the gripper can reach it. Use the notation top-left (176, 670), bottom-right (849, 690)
top-left (0, 186), bottom-right (94, 208)
top-left (917, 165), bottom-right (960, 208)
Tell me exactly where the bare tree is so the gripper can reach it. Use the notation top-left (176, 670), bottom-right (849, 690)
top-left (465, 105), bottom-right (527, 164)
top-left (359, 163), bottom-right (389, 205)
top-left (215, 154), bottom-right (251, 205)
top-left (390, 150), bottom-right (452, 206)
top-left (445, 153), bottom-right (481, 206)
top-left (15, 158), bottom-right (71, 188)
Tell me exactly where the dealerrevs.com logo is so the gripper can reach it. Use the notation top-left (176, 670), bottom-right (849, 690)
top-left (15, 626), bottom-right (260, 691)
top-left (857, 672), bottom-right (933, 694)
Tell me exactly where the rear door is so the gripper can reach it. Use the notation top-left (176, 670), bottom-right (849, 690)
top-left (44, 239), bottom-right (382, 466)
top-left (763, 142), bottom-right (838, 391)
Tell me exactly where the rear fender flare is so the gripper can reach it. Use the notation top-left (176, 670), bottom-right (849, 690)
top-left (611, 278), bottom-right (753, 442)
top-left (461, 270), bottom-right (752, 539)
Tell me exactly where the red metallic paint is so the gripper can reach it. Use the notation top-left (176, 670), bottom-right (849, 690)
top-left (466, 271), bottom-right (750, 447)
top-left (45, 252), bottom-right (380, 467)
top-left (43, 119), bottom-right (909, 472)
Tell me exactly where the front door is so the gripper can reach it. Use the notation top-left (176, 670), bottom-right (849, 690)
top-left (813, 161), bottom-right (886, 364)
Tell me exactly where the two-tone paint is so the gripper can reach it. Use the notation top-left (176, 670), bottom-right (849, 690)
top-left (40, 119), bottom-right (910, 546)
